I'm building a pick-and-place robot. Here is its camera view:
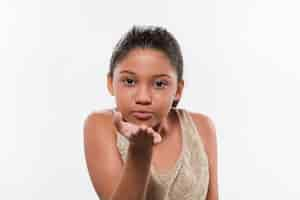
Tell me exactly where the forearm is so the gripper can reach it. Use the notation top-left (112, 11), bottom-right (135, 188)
top-left (110, 144), bottom-right (153, 200)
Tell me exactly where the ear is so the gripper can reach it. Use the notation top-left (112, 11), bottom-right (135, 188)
top-left (174, 79), bottom-right (184, 102)
top-left (107, 74), bottom-right (114, 96)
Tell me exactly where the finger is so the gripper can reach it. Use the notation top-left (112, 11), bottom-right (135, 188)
top-left (112, 111), bottom-right (122, 132)
top-left (139, 124), bottom-right (148, 133)
top-left (154, 134), bottom-right (162, 144)
top-left (146, 127), bottom-right (154, 138)
top-left (131, 125), bottom-right (149, 140)
top-left (126, 123), bottom-right (139, 134)
top-left (146, 127), bottom-right (153, 135)
top-left (147, 127), bottom-right (162, 144)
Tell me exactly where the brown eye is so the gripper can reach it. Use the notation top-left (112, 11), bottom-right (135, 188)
top-left (122, 78), bottom-right (136, 86)
top-left (154, 80), bottom-right (168, 89)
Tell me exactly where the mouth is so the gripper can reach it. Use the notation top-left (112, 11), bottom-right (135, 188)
top-left (132, 111), bottom-right (153, 121)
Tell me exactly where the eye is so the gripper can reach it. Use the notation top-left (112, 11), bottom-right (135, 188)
top-left (122, 78), bottom-right (136, 87)
top-left (154, 80), bottom-right (168, 89)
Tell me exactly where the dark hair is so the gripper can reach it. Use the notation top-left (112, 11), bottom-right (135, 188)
top-left (108, 25), bottom-right (183, 107)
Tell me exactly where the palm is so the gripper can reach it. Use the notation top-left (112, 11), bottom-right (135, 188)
top-left (120, 121), bottom-right (139, 138)
top-left (113, 111), bottom-right (162, 145)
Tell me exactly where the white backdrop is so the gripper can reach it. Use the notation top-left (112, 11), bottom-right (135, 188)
top-left (3, 0), bottom-right (300, 199)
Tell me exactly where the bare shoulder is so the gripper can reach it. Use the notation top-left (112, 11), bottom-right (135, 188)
top-left (83, 108), bottom-right (116, 138)
top-left (83, 108), bottom-right (123, 200)
top-left (83, 108), bottom-right (119, 160)
top-left (188, 111), bottom-right (216, 138)
top-left (83, 108), bottom-right (120, 161)
top-left (187, 110), bottom-right (219, 199)
top-left (84, 108), bottom-right (114, 122)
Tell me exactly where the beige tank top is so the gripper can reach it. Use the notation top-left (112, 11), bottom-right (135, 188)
top-left (116, 108), bottom-right (209, 200)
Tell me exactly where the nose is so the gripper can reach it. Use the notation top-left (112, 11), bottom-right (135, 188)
top-left (135, 85), bottom-right (152, 105)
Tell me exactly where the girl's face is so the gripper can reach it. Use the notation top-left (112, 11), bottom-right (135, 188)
top-left (107, 48), bottom-right (184, 128)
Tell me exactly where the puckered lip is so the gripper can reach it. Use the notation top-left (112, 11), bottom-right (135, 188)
top-left (131, 110), bottom-right (153, 120)
top-left (131, 109), bottom-right (153, 113)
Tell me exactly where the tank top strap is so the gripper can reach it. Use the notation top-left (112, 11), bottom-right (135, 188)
top-left (179, 108), bottom-right (209, 171)
top-left (173, 108), bottom-right (192, 163)
top-left (161, 108), bottom-right (209, 200)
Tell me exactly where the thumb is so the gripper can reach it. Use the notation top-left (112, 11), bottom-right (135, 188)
top-left (112, 111), bottom-right (123, 132)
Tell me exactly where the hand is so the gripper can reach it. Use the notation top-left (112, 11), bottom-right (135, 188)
top-left (112, 111), bottom-right (162, 148)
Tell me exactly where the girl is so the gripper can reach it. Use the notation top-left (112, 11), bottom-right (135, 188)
top-left (84, 25), bottom-right (218, 200)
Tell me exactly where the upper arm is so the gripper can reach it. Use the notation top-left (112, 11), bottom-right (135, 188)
top-left (190, 112), bottom-right (219, 200)
top-left (83, 112), bottom-right (123, 200)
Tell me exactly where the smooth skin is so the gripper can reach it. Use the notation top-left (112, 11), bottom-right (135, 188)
top-left (83, 48), bottom-right (218, 200)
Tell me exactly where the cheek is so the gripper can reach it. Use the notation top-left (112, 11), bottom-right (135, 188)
top-left (153, 91), bottom-right (174, 104)
top-left (115, 84), bottom-right (134, 99)
top-left (115, 94), bottom-right (131, 111)
top-left (114, 88), bottom-right (135, 112)
top-left (154, 94), bottom-right (174, 114)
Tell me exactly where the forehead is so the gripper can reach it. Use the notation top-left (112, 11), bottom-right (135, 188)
top-left (115, 48), bottom-right (177, 78)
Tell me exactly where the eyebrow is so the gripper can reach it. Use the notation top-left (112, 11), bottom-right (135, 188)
top-left (119, 70), bottom-right (172, 78)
